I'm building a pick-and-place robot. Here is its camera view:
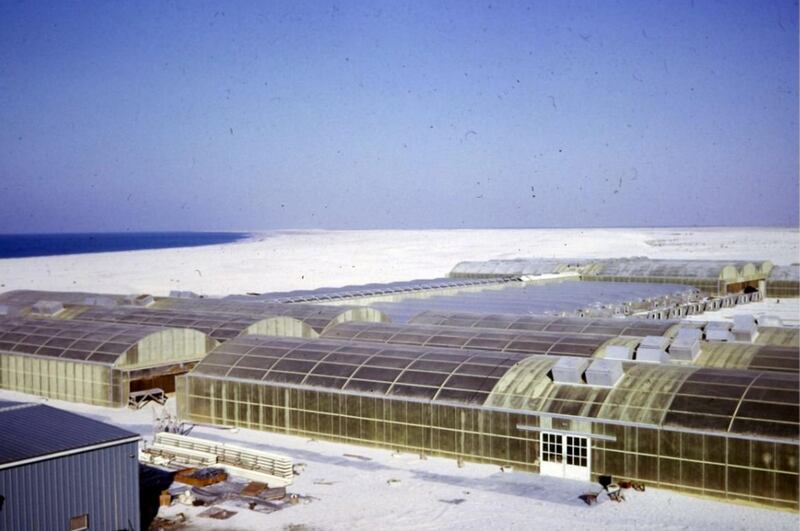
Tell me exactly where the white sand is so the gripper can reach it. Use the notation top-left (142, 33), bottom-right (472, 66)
top-left (0, 389), bottom-right (796, 531)
top-left (0, 227), bottom-right (797, 296)
top-left (684, 298), bottom-right (800, 326)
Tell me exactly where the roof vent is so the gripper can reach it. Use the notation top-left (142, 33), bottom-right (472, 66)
top-left (169, 290), bottom-right (200, 299)
top-left (584, 359), bottom-right (624, 387)
top-left (0, 304), bottom-right (17, 316)
top-left (756, 315), bottom-right (783, 327)
top-left (31, 300), bottom-right (64, 316)
top-left (605, 344), bottom-right (634, 360)
top-left (123, 294), bottom-right (154, 307)
top-left (84, 296), bottom-right (117, 307)
top-left (635, 336), bottom-right (671, 363)
top-left (732, 315), bottom-right (758, 343)
top-left (551, 357), bottom-right (590, 384)
top-left (705, 321), bottom-right (734, 342)
top-left (670, 327), bottom-right (702, 361)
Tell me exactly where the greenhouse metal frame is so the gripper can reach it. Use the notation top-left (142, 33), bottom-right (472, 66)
top-left (176, 336), bottom-right (799, 510)
top-left (0, 317), bottom-right (213, 406)
top-left (322, 322), bottom-right (799, 374)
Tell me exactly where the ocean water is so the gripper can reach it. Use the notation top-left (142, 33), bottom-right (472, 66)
top-left (0, 232), bottom-right (248, 259)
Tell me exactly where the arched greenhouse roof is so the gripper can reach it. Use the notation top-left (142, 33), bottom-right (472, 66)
top-left (450, 259), bottom-right (584, 278)
top-left (768, 265), bottom-right (800, 281)
top-left (0, 316), bottom-right (211, 368)
top-left (187, 335), bottom-right (799, 441)
top-left (154, 297), bottom-right (390, 334)
top-left (322, 321), bottom-right (610, 357)
top-left (0, 289), bottom-right (125, 307)
top-left (593, 258), bottom-right (745, 281)
top-left (410, 310), bottom-right (681, 337)
top-left (252, 277), bottom-right (514, 303)
top-left (487, 359), bottom-right (798, 439)
top-left (321, 322), bottom-right (798, 374)
top-left (65, 306), bottom-right (317, 341)
top-left (0, 290), bottom-right (391, 337)
top-left (448, 258), bottom-right (774, 282)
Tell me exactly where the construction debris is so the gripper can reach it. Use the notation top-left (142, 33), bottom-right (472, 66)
top-left (198, 507), bottom-right (237, 520)
top-left (607, 484), bottom-right (626, 502)
top-left (343, 453), bottom-right (372, 461)
top-left (140, 432), bottom-right (293, 487)
top-left (159, 490), bottom-right (172, 507)
top-left (241, 481), bottom-right (267, 497)
top-left (148, 512), bottom-right (186, 530)
top-left (129, 388), bottom-right (167, 409)
top-left (175, 467), bottom-right (228, 487)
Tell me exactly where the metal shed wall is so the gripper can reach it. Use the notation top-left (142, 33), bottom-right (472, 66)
top-left (0, 440), bottom-right (140, 531)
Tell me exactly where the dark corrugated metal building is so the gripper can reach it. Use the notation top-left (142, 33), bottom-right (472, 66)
top-left (0, 400), bottom-right (140, 531)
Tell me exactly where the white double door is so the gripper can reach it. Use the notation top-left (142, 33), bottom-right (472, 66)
top-left (539, 431), bottom-right (591, 481)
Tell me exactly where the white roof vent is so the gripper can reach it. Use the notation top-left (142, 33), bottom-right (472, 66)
top-left (732, 315), bottom-right (758, 343)
top-left (84, 296), bottom-right (117, 307)
top-left (605, 344), bottom-right (634, 360)
top-left (585, 359), bottom-right (624, 387)
top-left (0, 304), bottom-right (17, 316)
top-left (756, 315), bottom-right (783, 327)
top-left (124, 294), bottom-right (154, 307)
top-left (169, 290), bottom-right (200, 299)
top-left (636, 336), bottom-right (671, 363)
top-left (640, 335), bottom-right (671, 350)
top-left (705, 321), bottom-right (734, 342)
top-left (31, 300), bottom-right (64, 317)
top-left (670, 327), bottom-right (702, 361)
top-left (551, 357), bottom-right (590, 384)
top-left (636, 348), bottom-right (671, 363)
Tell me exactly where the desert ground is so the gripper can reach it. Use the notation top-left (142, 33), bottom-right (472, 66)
top-left (0, 227), bottom-right (796, 296)
top-left (1, 227), bottom-right (798, 529)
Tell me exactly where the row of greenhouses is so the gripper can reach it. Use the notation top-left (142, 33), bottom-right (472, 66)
top-left (0, 287), bottom-right (798, 510)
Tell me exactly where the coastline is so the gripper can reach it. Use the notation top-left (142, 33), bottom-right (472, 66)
top-left (0, 231), bottom-right (254, 260)
top-left (0, 227), bottom-right (797, 297)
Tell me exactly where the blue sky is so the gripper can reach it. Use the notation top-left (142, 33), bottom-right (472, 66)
top-left (0, 0), bottom-right (797, 232)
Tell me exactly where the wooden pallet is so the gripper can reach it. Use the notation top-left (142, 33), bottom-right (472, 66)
top-left (174, 467), bottom-right (228, 487)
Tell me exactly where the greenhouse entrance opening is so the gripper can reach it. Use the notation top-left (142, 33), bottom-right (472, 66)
top-left (539, 432), bottom-right (591, 481)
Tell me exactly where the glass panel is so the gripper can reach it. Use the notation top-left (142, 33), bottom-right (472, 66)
top-left (396, 370), bottom-right (449, 387)
top-left (262, 371), bottom-right (306, 384)
top-left (351, 366), bottom-right (402, 382)
top-left (344, 379), bottom-right (392, 394)
top-left (272, 359), bottom-right (317, 373)
top-left (442, 374), bottom-right (492, 391)
top-left (389, 384), bottom-right (438, 399)
top-left (310, 363), bottom-right (359, 378)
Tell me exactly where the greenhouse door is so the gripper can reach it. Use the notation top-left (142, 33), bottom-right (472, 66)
top-left (539, 432), bottom-right (591, 482)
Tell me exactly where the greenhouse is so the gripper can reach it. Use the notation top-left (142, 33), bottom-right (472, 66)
top-left (411, 311), bottom-right (682, 337)
top-left (448, 258), bottom-right (775, 295)
top-left (253, 277), bottom-right (517, 303)
top-left (353, 280), bottom-right (696, 323)
top-left (152, 297), bottom-right (389, 334)
top-left (176, 335), bottom-right (799, 510)
top-left (766, 265), bottom-right (800, 298)
top-left (54, 305), bottom-right (318, 341)
top-left (0, 317), bottom-right (213, 406)
top-left (0, 289), bottom-right (391, 336)
top-left (0, 289), bottom-right (128, 308)
top-left (588, 258), bottom-right (772, 295)
top-left (450, 258), bottom-right (590, 278)
top-left (321, 322), bottom-right (799, 374)
top-left (410, 310), bottom-right (800, 348)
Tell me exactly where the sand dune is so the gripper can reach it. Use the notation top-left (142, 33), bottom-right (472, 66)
top-left (0, 227), bottom-right (796, 297)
